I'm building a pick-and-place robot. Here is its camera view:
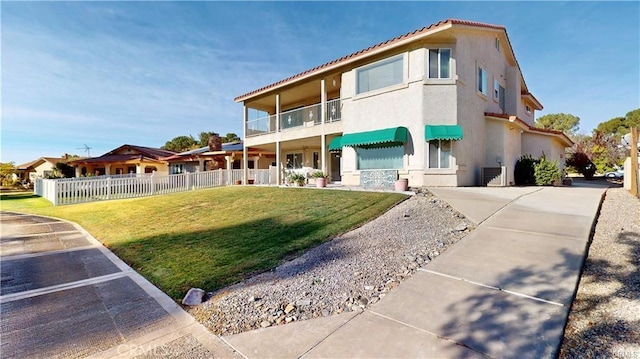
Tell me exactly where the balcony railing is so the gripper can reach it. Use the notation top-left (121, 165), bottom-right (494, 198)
top-left (246, 99), bottom-right (341, 137)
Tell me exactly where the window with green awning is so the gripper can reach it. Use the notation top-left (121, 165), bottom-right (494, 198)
top-left (328, 127), bottom-right (408, 151)
top-left (340, 127), bottom-right (408, 148)
top-left (424, 125), bottom-right (463, 141)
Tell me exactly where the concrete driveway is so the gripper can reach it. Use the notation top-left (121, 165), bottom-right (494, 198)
top-left (222, 186), bottom-right (606, 358)
top-left (0, 211), bottom-right (237, 358)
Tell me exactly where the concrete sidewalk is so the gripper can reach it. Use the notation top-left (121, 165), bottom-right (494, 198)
top-left (222, 186), bottom-right (605, 358)
top-left (0, 211), bottom-right (239, 358)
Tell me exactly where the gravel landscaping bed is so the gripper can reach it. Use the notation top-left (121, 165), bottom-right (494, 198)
top-left (189, 191), bottom-right (473, 336)
top-left (560, 188), bottom-right (640, 358)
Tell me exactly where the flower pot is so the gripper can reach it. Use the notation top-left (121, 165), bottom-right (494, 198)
top-left (235, 180), bottom-right (242, 185)
top-left (394, 178), bottom-right (408, 191)
top-left (316, 177), bottom-right (327, 188)
top-left (248, 179), bottom-right (255, 185)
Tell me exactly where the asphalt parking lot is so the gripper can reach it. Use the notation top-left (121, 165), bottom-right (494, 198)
top-left (0, 211), bottom-right (237, 358)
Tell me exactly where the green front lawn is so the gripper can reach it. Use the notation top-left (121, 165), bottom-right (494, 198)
top-left (1, 187), bottom-right (406, 299)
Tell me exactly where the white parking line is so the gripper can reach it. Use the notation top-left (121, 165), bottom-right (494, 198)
top-left (1, 244), bottom-right (99, 261)
top-left (0, 271), bottom-right (131, 304)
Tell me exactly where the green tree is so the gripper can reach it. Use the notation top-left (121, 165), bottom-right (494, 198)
top-left (162, 135), bottom-right (198, 152)
top-left (198, 131), bottom-right (218, 147)
top-left (626, 108), bottom-right (640, 127)
top-left (596, 117), bottom-right (627, 139)
top-left (597, 109), bottom-right (640, 140)
top-left (54, 162), bottom-right (75, 178)
top-left (535, 113), bottom-right (580, 136)
top-left (0, 162), bottom-right (17, 186)
top-left (222, 133), bottom-right (241, 143)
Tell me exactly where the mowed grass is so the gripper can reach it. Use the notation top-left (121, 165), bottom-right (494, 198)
top-left (1, 187), bottom-right (406, 299)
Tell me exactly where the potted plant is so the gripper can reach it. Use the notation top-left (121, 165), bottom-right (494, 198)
top-left (311, 171), bottom-right (329, 188)
top-left (289, 172), bottom-right (307, 187)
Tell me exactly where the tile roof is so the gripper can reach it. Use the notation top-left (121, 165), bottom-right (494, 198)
top-left (235, 18), bottom-right (525, 102)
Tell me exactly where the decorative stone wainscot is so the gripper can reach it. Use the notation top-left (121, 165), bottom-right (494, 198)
top-left (360, 170), bottom-right (398, 189)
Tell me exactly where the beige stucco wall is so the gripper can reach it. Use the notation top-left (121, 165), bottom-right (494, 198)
top-left (623, 157), bottom-right (640, 190)
top-left (454, 31), bottom-right (513, 185)
top-left (522, 133), bottom-right (567, 171)
top-left (340, 49), bottom-right (426, 186)
top-left (31, 160), bottom-right (57, 179)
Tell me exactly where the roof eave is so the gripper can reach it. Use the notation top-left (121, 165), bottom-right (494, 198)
top-left (233, 21), bottom-right (455, 103)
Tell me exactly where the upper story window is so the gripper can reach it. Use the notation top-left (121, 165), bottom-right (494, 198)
top-left (356, 54), bottom-right (404, 94)
top-left (428, 48), bottom-right (451, 79)
top-left (495, 37), bottom-right (500, 52)
top-left (477, 67), bottom-right (488, 96)
top-left (525, 105), bottom-right (532, 115)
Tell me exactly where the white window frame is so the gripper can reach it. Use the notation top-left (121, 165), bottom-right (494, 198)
top-left (477, 66), bottom-right (488, 96)
top-left (494, 80), bottom-right (500, 101)
top-left (427, 139), bottom-right (452, 169)
top-left (525, 105), bottom-right (532, 115)
top-left (355, 54), bottom-right (406, 95)
top-left (427, 48), bottom-right (452, 79)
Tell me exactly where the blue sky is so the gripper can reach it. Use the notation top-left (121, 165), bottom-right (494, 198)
top-left (2, 1), bottom-right (638, 165)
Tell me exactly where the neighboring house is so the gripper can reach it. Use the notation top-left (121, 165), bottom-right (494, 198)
top-left (234, 18), bottom-right (573, 187)
top-left (69, 145), bottom-right (176, 177)
top-left (17, 157), bottom-right (63, 181)
top-left (164, 141), bottom-right (275, 174)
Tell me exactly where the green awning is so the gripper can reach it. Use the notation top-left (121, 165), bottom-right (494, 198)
top-left (328, 136), bottom-right (343, 151)
top-left (425, 125), bottom-right (464, 141)
top-left (339, 127), bottom-right (408, 148)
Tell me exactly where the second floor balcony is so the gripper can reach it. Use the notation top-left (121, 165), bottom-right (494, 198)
top-left (246, 98), bottom-right (341, 137)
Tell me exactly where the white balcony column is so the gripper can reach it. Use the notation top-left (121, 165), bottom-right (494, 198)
top-left (275, 93), bottom-right (282, 185)
top-left (225, 155), bottom-right (232, 185)
top-left (198, 158), bottom-right (205, 172)
top-left (104, 164), bottom-right (111, 175)
top-left (321, 78), bottom-right (327, 174)
top-left (242, 105), bottom-right (249, 185)
top-left (75, 166), bottom-right (82, 178)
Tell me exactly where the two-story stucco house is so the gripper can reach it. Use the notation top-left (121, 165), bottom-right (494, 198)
top-left (235, 19), bottom-right (573, 187)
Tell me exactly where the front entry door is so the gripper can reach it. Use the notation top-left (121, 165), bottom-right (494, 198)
top-left (330, 152), bottom-right (341, 182)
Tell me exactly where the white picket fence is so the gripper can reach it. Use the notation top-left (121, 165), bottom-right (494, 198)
top-left (34, 168), bottom-right (276, 206)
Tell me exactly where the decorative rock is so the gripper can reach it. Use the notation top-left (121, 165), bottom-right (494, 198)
top-left (284, 303), bottom-right (295, 314)
top-left (260, 320), bottom-right (271, 328)
top-left (285, 317), bottom-right (294, 323)
top-left (182, 288), bottom-right (205, 306)
top-left (364, 285), bottom-right (374, 291)
top-left (454, 223), bottom-right (468, 231)
top-left (321, 309), bottom-right (330, 317)
top-left (358, 297), bottom-right (369, 306)
top-left (296, 299), bottom-right (312, 306)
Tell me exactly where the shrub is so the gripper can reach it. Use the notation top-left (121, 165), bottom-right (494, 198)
top-left (514, 155), bottom-right (539, 185)
top-left (566, 152), bottom-right (596, 180)
top-left (534, 157), bottom-right (562, 186)
top-left (288, 172), bottom-right (307, 186)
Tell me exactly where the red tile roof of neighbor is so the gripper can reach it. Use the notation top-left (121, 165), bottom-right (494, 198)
top-left (485, 112), bottom-right (574, 146)
top-left (69, 145), bottom-right (177, 165)
top-left (71, 155), bottom-right (165, 164)
top-left (235, 18), bottom-right (531, 102)
top-left (102, 144), bottom-right (176, 159)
